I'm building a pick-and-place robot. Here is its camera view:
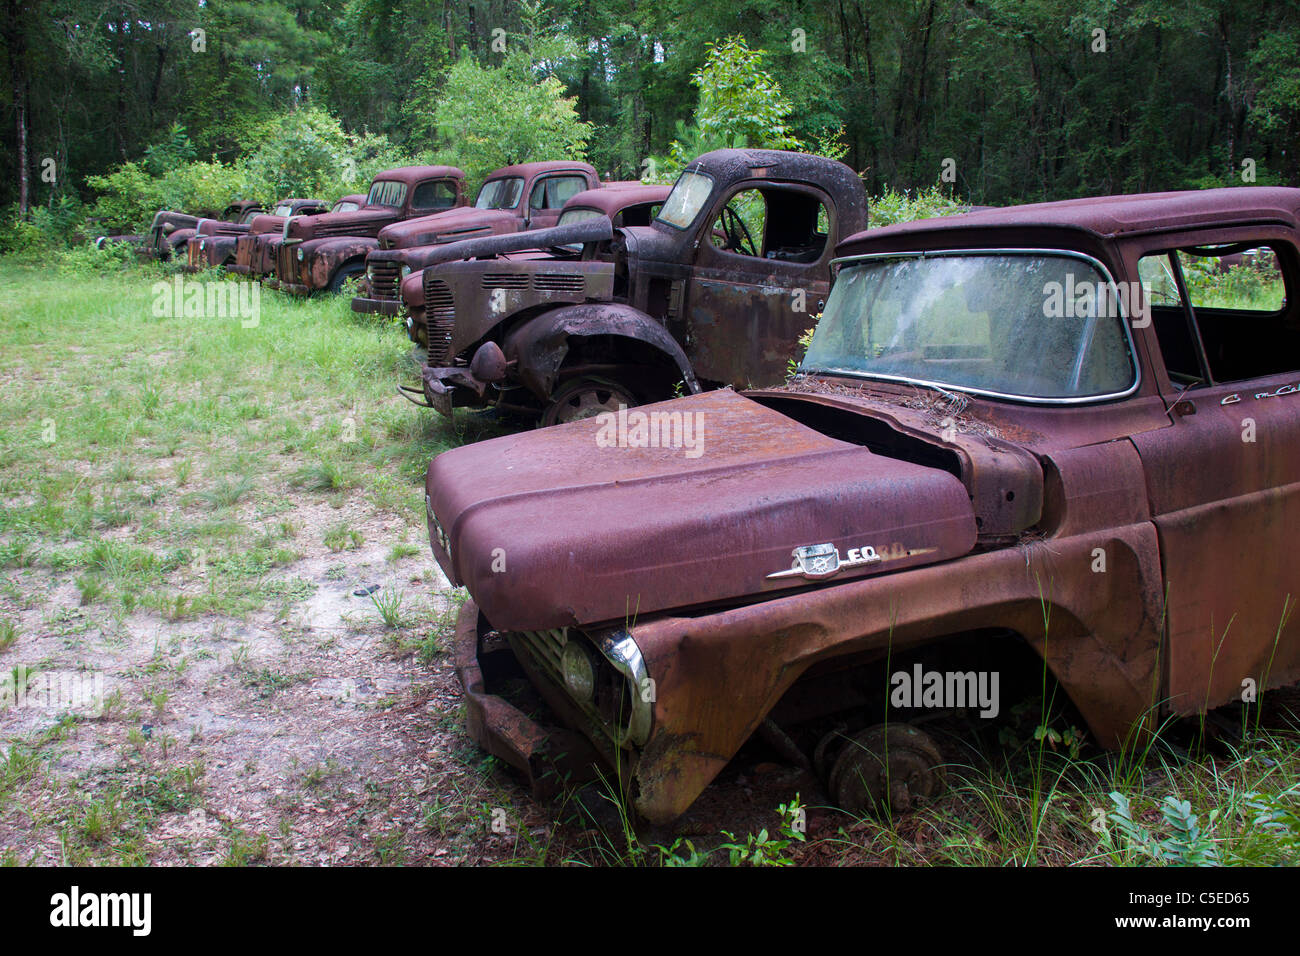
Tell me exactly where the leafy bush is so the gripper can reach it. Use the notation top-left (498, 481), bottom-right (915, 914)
top-left (0, 196), bottom-right (89, 256)
top-left (869, 185), bottom-right (968, 227)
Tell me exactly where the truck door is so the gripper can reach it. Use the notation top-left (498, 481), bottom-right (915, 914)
top-left (684, 183), bottom-right (835, 388)
top-left (1129, 234), bottom-right (1300, 715)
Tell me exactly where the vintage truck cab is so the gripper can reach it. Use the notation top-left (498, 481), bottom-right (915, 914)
top-left (404, 149), bottom-right (868, 424)
top-left (185, 197), bottom-right (332, 272)
top-left (272, 166), bottom-right (466, 294)
top-left (231, 195), bottom-right (365, 280)
top-left (130, 200), bottom-right (263, 262)
top-left (424, 186), bottom-right (1300, 823)
top-left (350, 161), bottom-right (602, 315)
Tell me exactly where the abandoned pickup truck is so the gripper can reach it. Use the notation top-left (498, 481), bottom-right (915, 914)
top-left (426, 186), bottom-right (1300, 824)
top-left (351, 161), bottom-right (604, 315)
top-left (230, 195), bottom-right (365, 280)
top-left (112, 200), bottom-right (263, 262)
top-left (407, 149), bottom-right (867, 424)
top-left (186, 197), bottom-right (333, 272)
top-left (272, 166), bottom-right (466, 294)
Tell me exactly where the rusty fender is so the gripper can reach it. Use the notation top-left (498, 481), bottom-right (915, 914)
top-left (503, 303), bottom-right (702, 400)
top-left (623, 524), bottom-right (1164, 823)
top-left (293, 236), bottom-right (379, 290)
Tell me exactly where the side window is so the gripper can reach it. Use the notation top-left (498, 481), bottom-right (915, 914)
top-left (1141, 243), bottom-right (1296, 386)
top-left (412, 180), bottom-right (458, 212)
top-left (708, 189), bottom-right (767, 258)
top-left (530, 175), bottom-right (588, 210)
top-left (707, 187), bottom-right (830, 263)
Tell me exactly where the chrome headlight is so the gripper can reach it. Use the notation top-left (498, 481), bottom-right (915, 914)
top-left (400, 264), bottom-right (412, 280)
top-left (296, 248), bottom-right (305, 261)
top-left (199, 240), bottom-right (206, 251)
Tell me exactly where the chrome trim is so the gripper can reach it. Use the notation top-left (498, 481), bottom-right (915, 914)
top-left (592, 627), bottom-right (652, 746)
top-left (814, 248), bottom-right (1144, 405)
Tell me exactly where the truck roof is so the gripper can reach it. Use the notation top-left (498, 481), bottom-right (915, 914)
top-left (842, 187), bottom-right (1300, 253)
top-left (371, 165), bottom-right (466, 185)
top-left (483, 160), bottom-right (598, 180)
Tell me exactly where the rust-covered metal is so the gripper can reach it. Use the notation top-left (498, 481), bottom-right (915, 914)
top-left (426, 185), bottom-right (1300, 823)
top-left (351, 162), bottom-right (603, 315)
top-left (276, 167), bottom-right (466, 295)
top-left (405, 149), bottom-right (867, 422)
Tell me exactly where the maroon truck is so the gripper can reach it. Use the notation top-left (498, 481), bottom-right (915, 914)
top-left (425, 186), bottom-right (1300, 824)
top-left (272, 166), bottom-right (466, 295)
top-left (103, 200), bottom-right (263, 261)
top-left (230, 195), bottom-right (366, 279)
top-left (350, 160), bottom-right (602, 315)
top-left (403, 149), bottom-right (868, 424)
top-left (184, 197), bottom-right (333, 272)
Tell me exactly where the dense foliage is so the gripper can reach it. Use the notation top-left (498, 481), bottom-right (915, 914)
top-left (2, 0), bottom-right (1298, 232)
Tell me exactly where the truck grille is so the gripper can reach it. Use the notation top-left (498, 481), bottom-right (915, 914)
top-left (276, 245), bottom-right (295, 284)
top-left (510, 628), bottom-right (637, 748)
top-left (235, 236), bottom-right (254, 271)
top-left (369, 261), bottom-right (401, 300)
top-left (423, 276), bottom-right (456, 366)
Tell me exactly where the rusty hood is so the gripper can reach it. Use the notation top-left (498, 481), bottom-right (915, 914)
top-left (425, 389), bottom-right (977, 631)
top-left (378, 207), bottom-right (519, 250)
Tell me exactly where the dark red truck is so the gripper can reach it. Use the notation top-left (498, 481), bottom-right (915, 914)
top-left (350, 160), bottom-right (602, 315)
top-left (105, 200), bottom-right (263, 262)
top-left (272, 166), bottom-right (466, 295)
top-left (230, 195), bottom-right (366, 280)
top-left (184, 197), bottom-right (333, 272)
top-left (424, 186), bottom-right (1300, 823)
top-left (403, 149), bottom-right (867, 424)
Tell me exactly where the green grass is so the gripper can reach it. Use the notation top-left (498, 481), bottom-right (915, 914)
top-left (0, 260), bottom-right (460, 620)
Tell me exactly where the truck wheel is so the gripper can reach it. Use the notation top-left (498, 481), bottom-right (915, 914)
top-left (329, 262), bottom-right (366, 295)
top-left (541, 376), bottom-right (638, 427)
top-left (826, 723), bottom-right (946, 816)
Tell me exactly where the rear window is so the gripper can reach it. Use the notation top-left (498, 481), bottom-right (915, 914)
top-left (366, 181), bottom-right (408, 208)
top-left (530, 175), bottom-right (588, 210)
top-left (272, 204), bottom-right (292, 217)
top-left (333, 200), bottom-right (360, 213)
top-left (412, 179), bottom-right (458, 212)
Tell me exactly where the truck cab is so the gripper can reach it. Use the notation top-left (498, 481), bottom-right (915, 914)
top-left (404, 149), bottom-right (867, 424)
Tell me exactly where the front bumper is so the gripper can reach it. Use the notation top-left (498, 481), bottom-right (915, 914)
top-left (453, 600), bottom-right (603, 797)
top-left (351, 296), bottom-right (401, 316)
top-left (278, 281), bottom-right (310, 295)
top-left (228, 264), bottom-right (251, 275)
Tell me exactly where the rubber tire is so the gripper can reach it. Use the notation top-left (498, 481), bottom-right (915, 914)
top-left (329, 261), bottom-right (366, 295)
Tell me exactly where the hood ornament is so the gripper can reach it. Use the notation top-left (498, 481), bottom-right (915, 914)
top-left (767, 543), bottom-right (881, 581)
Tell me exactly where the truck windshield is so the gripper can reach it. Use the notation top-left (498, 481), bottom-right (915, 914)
top-left (475, 177), bottom-right (525, 210)
top-left (656, 171), bottom-right (714, 230)
top-left (367, 181), bottom-right (408, 208)
top-left (801, 252), bottom-right (1138, 401)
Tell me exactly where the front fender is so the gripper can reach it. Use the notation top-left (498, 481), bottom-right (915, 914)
top-left (504, 303), bottom-right (701, 400)
top-left (299, 236), bottom-right (378, 288)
